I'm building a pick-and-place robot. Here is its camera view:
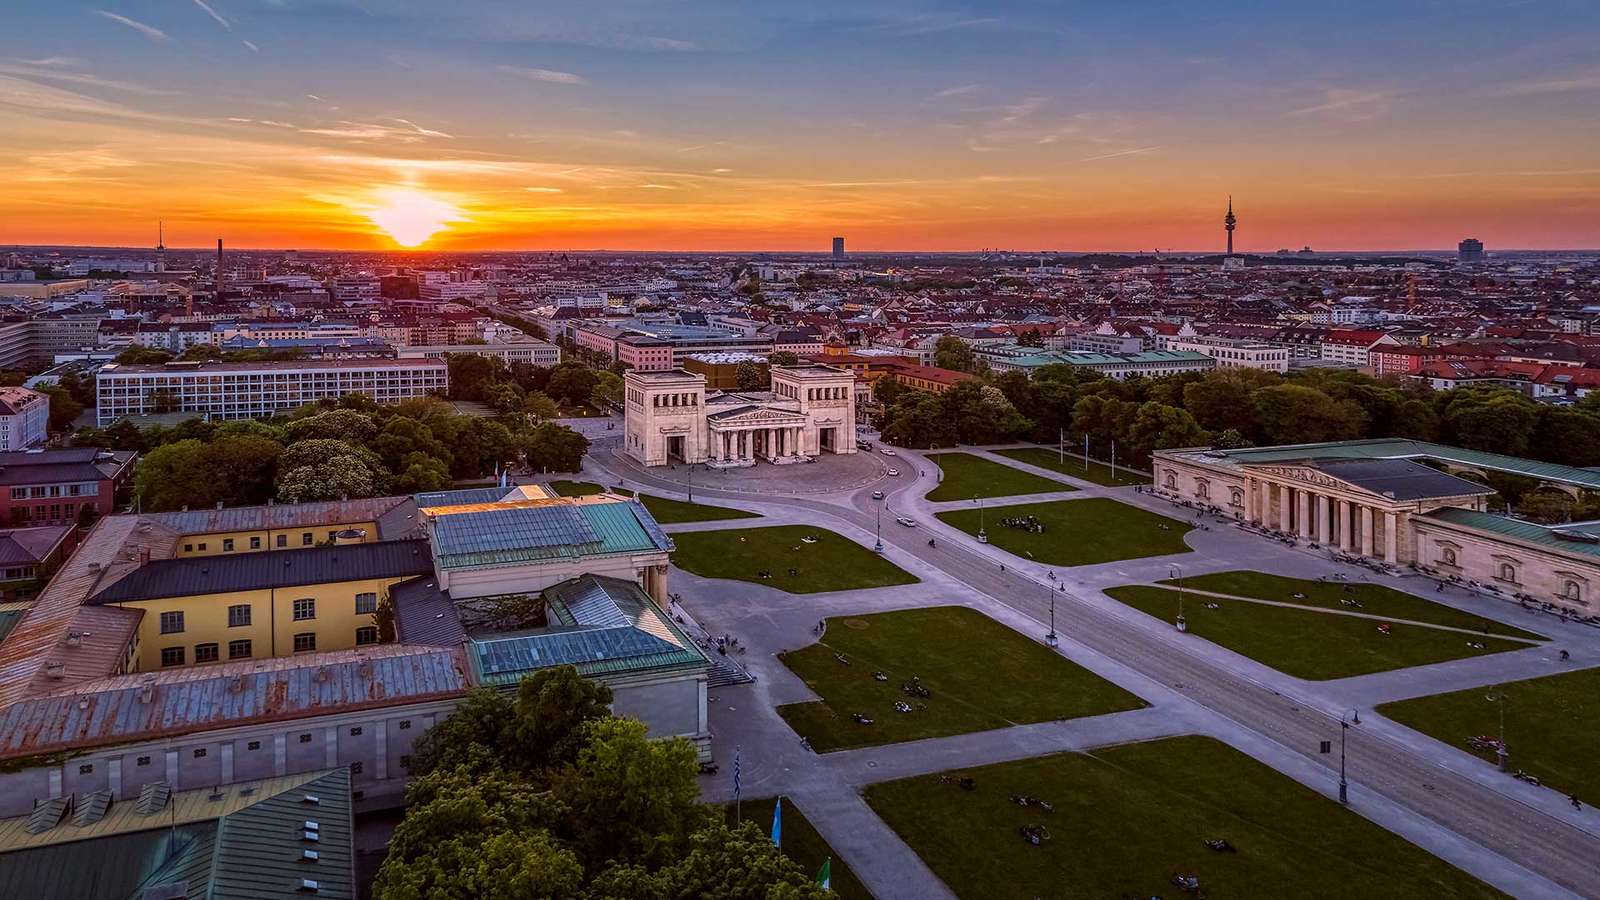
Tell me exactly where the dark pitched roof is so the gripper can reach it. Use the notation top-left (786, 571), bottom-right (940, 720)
top-left (0, 526), bottom-right (71, 566)
top-left (0, 449), bottom-right (134, 486)
top-left (1310, 458), bottom-right (1492, 501)
top-left (390, 575), bottom-right (465, 647)
top-left (88, 540), bottom-right (435, 604)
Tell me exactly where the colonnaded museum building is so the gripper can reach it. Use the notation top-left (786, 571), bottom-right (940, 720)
top-left (1154, 438), bottom-right (1600, 615)
top-left (623, 364), bottom-right (858, 467)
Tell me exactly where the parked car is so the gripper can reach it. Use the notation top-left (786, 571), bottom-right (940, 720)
top-left (872, 490), bottom-right (884, 499)
top-left (896, 517), bottom-right (917, 527)
top-left (882, 448), bottom-right (897, 456)
top-left (861, 441), bottom-right (873, 451)
top-left (887, 468), bottom-right (901, 477)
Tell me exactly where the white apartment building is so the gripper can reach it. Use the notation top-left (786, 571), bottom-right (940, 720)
top-left (1163, 336), bottom-right (1289, 373)
top-left (397, 339), bottom-right (561, 367)
top-left (0, 387), bottom-right (51, 449)
top-left (95, 359), bottom-right (448, 425)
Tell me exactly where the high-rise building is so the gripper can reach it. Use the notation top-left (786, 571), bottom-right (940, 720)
top-left (832, 236), bottom-right (845, 259)
top-left (1458, 238), bottom-right (1485, 262)
top-left (1224, 197), bottom-right (1237, 256)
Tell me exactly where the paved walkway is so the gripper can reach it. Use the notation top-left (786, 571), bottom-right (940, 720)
top-left (589, 444), bottom-right (1595, 900)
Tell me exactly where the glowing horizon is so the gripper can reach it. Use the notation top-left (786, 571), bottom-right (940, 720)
top-left (3, 2), bottom-right (1598, 253)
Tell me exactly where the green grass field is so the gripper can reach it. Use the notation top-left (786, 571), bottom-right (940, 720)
top-left (995, 446), bottom-right (1147, 487)
top-left (864, 735), bottom-right (1504, 900)
top-left (671, 525), bottom-right (918, 593)
top-left (547, 480), bottom-right (760, 524)
top-left (778, 606), bottom-right (1145, 751)
top-left (1103, 585), bottom-right (1531, 680)
top-left (722, 797), bottom-right (869, 900)
top-left (1162, 571), bottom-right (1545, 640)
top-left (936, 498), bottom-right (1193, 566)
top-left (1379, 667), bottom-right (1600, 805)
top-left (925, 452), bottom-right (1072, 501)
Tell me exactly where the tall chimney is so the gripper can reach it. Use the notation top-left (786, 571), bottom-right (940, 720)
top-left (216, 238), bottom-right (224, 297)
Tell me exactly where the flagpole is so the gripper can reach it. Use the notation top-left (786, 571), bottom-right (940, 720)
top-left (733, 745), bottom-right (742, 823)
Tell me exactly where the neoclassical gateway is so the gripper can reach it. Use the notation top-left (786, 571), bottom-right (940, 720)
top-left (624, 364), bottom-right (858, 467)
top-left (1154, 438), bottom-right (1600, 615)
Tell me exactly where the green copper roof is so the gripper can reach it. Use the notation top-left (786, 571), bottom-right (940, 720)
top-left (431, 499), bottom-right (672, 570)
top-left (1190, 438), bottom-right (1600, 492)
top-left (1423, 508), bottom-right (1600, 560)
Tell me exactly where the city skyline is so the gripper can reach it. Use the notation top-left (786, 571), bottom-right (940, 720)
top-left (5, 1), bottom-right (1600, 251)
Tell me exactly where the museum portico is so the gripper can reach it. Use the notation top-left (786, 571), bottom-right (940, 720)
top-left (1153, 439), bottom-right (1600, 615)
top-left (624, 364), bottom-right (857, 468)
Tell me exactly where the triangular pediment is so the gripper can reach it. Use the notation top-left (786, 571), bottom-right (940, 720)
top-left (709, 406), bottom-right (808, 426)
top-left (1244, 463), bottom-right (1368, 496)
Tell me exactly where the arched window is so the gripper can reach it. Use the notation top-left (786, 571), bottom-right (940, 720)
top-left (1230, 488), bottom-right (1244, 508)
top-left (1196, 481), bottom-right (1210, 501)
top-left (1499, 563), bottom-right (1516, 582)
top-left (1441, 548), bottom-right (1457, 566)
top-left (1564, 581), bottom-right (1582, 602)
top-left (1164, 472), bottom-right (1177, 489)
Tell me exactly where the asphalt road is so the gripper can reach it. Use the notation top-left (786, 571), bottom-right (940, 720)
top-left (600, 450), bottom-right (1600, 897)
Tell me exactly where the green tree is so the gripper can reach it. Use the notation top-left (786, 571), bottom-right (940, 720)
top-left (556, 717), bottom-right (702, 872)
top-left (203, 434), bottom-right (283, 506)
top-left (524, 422), bottom-right (589, 473)
top-left (409, 667), bottom-right (615, 778)
top-left (447, 354), bottom-right (508, 401)
top-left (135, 439), bottom-right (216, 510)
top-left (276, 455), bottom-right (381, 502)
top-left (392, 452), bottom-right (453, 493)
top-left (1125, 402), bottom-right (1209, 463)
top-left (1181, 373), bottom-right (1265, 435)
top-left (590, 819), bottom-right (830, 900)
top-left (1250, 384), bottom-right (1365, 446)
top-left (1533, 407), bottom-right (1600, 468)
top-left (114, 346), bottom-right (174, 364)
top-left (372, 418), bottom-right (451, 472)
top-left (484, 381), bottom-right (527, 415)
top-left (284, 408), bottom-right (378, 444)
top-left (547, 363), bottom-right (600, 407)
top-left (932, 335), bottom-right (975, 372)
top-left (523, 390), bottom-right (560, 421)
top-left (1442, 390), bottom-right (1538, 457)
top-left (766, 351), bottom-right (800, 367)
top-left (733, 362), bottom-right (767, 392)
top-left (591, 370), bottom-right (625, 409)
top-left (41, 387), bottom-right (83, 432)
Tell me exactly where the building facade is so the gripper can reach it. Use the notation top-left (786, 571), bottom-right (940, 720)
top-left (95, 358), bottom-right (448, 425)
top-left (397, 339), bottom-right (561, 367)
top-left (624, 364), bottom-right (858, 467)
top-left (1153, 438), bottom-right (1600, 615)
top-left (0, 447), bottom-right (136, 528)
top-left (0, 387), bottom-right (50, 450)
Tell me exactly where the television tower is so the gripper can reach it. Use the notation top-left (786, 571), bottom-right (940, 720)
top-left (1224, 196), bottom-right (1236, 256)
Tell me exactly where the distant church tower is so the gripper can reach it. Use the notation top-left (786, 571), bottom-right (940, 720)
top-left (1224, 197), bottom-right (1236, 256)
top-left (154, 221), bottom-right (167, 273)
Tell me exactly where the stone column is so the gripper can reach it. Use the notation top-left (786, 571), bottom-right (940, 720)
top-left (1337, 500), bottom-right (1352, 551)
top-left (1315, 494), bottom-right (1330, 544)
top-left (1297, 490), bottom-right (1312, 539)
top-left (1360, 506), bottom-right (1375, 558)
top-left (1245, 477), bottom-right (1259, 523)
top-left (1279, 485), bottom-right (1294, 532)
top-left (1385, 512), bottom-right (1400, 564)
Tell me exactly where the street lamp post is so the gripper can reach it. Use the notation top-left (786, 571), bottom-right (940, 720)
top-left (1492, 688), bottom-right (1509, 772)
top-left (976, 496), bottom-right (987, 544)
top-left (874, 501), bottom-right (884, 553)
top-left (1339, 712), bottom-right (1351, 804)
top-left (687, 461), bottom-right (694, 502)
top-left (1047, 582), bottom-right (1060, 647)
top-left (1170, 564), bottom-right (1187, 632)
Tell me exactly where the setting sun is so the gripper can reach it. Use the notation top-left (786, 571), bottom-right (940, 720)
top-left (355, 186), bottom-right (466, 248)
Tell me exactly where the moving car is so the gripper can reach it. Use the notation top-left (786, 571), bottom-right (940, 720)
top-left (896, 516), bottom-right (917, 527)
top-left (881, 448), bottom-right (897, 456)
top-left (887, 468), bottom-right (901, 477)
top-left (871, 490), bottom-right (884, 499)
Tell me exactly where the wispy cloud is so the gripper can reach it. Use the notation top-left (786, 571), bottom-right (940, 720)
top-left (1081, 146), bottom-right (1160, 162)
top-left (1287, 88), bottom-right (1394, 121)
top-left (96, 10), bottom-right (169, 42)
top-left (190, 0), bottom-right (231, 30)
top-left (496, 65), bottom-right (587, 85)
top-left (388, 117), bottom-right (454, 139)
top-left (0, 62), bottom-right (174, 96)
top-left (242, 40), bottom-right (259, 53)
top-left (1492, 67), bottom-right (1600, 96)
top-left (880, 13), bottom-right (1000, 36)
top-left (18, 56), bottom-right (81, 67)
top-left (524, 186), bottom-right (563, 193)
top-left (297, 119), bottom-right (453, 142)
top-left (935, 84), bottom-right (981, 99)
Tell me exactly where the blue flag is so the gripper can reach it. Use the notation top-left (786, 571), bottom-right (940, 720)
top-left (732, 747), bottom-right (742, 801)
top-left (770, 796), bottom-right (782, 847)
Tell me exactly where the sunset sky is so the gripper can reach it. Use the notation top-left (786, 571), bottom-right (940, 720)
top-left (5, 1), bottom-right (1599, 252)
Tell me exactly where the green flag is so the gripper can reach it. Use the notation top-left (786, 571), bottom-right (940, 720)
top-left (816, 857), bottom-right (831, 891)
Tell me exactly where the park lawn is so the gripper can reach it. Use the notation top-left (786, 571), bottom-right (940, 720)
top-left (777, 606), bottom-right (1145, 752)
top-left (1162, 570), bottom-right (1545, 641)
top-left (863, 735), bottom-right (1505, 900)
top-left (1103, 585), bottom-right (1532, 680)
top-left (925, 452), bottom-right (1072, 501)
top-left (671, 525), bottom-right (918, 593)
top-left (995, 446), bottom-right (1147, 487)
top-left (722, 798), bottom-right (869, 900)
top-left (548, 480), bottom-right (760, 524)
top-left (936, 498), bottom-right (1192, 566)
top-left (1378, 667), bottom-right (1600, 805)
